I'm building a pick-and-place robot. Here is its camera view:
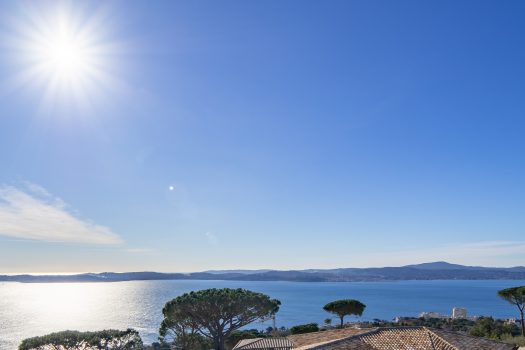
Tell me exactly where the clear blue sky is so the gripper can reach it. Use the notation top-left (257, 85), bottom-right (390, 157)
top-left (0, 0), bottom-right (524, 273)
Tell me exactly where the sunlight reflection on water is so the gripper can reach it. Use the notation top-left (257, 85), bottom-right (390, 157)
top-left (1, 279), bottom-right (522, 349)
top-left (0, 281), bottom-right (162, 350)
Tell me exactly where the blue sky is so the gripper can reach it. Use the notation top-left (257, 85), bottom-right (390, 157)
top-left (0, 0), bottom-right (524, 273)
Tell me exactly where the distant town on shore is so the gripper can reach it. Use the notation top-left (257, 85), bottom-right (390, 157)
top-left (2, 261), bottom-right (525, 283)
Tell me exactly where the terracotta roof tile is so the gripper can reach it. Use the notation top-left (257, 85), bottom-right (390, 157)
top-left (360, 328), bottom-right (443, 349)
top-left (288, 328), bottom-right (373, 348)
top-left (430, 328), bottom-right (517, 350)
top-left (233, 337), bottom-right (294, 350)
top-left (293, 327), bottom-right (518, 350)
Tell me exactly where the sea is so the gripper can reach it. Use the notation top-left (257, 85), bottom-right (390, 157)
top-left (0, 279), bottom-right (523, 349)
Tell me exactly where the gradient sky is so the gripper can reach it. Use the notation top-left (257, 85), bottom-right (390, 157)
top-left (0, 0), bottom-right (524, 273)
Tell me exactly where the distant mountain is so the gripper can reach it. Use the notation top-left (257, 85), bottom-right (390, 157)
top-left (406, 261), bottom-right (525, 272)
top-left (2, 262), bottom-right (525, 283)
top-left (406, 261), bottom-right (478, 270)
top-left (203, 269), bottom-right (274, 275)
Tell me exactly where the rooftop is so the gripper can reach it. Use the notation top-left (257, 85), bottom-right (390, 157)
top-left (289, 328), bottom-right (372, 348)
top-left (233, 337), bottom-right (294, 350)
top-left (292, 327), bottom-right (517, 350)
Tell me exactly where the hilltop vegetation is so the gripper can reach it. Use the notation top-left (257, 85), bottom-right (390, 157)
top-left (19, 329), bottom-right (142, 350)
top-left (3, 262), bottom-right (525, 283)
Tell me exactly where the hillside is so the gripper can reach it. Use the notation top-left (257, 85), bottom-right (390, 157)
top-left (2, 262), bottom-right (525, 283)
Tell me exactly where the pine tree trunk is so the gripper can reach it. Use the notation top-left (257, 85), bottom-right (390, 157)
top-left (220, 336), bottom-right (226, 350)
top-left (214, 334), bottom-right (225, 350)
top-left (340, 316), bottom-right (344, 328)
top-left (520, 309), bottom-right (525, 337)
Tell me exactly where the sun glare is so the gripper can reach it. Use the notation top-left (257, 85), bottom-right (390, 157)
top-left (40, 28), bottom-right (89, 81)
top-left (6, 4), bottom-right (118, 111)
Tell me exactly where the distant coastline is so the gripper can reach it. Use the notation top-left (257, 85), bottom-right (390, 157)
top-left (2, 261), bottom-right (525, 283)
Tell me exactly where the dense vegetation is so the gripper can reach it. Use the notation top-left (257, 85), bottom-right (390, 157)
top-left (224, 327), bottom-right (289, 349)
top-left (376, 317), bottom-right (475, 332)
top-left (289, 323), bottom-right (320, 335)
top-left (159, 288), bottom-right (280, 350)
top-left (18, 329), bottom-right (142, 350)
top-left (470, 317), bottom-right (521, 339)
top-left (372, 316), bottom-right (523, 345)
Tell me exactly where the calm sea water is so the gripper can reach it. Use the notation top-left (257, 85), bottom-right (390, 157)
top-left (0, 279), bottom-right (523, 349)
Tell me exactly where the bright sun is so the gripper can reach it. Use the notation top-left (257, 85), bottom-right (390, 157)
top-left (40, 29), bottom-right (89, 81)
top-left (6, 4), bottom-right (117, 110)
top-left (31, 13), bottom-right (103, 88)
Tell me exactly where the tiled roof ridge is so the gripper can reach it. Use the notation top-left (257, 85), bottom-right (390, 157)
top-left (297, 326), bottom-right (518, 350)
top-left (423, 327), bottom-right (458, 350)
top-left (233, 338), bottom-right (261, 349)
top-left (427, 327), bottom-right (520, 349)
top-left (299, 326), bottom-right (441, 349)
top-left (358, 327), bottom-right (453, 350)
top-left (235, 337), bottom-right (295, 350)
top-left (297, 328), bottom-right (380, 349)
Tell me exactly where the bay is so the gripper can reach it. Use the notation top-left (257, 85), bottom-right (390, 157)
top-left (0, 279), bottom-right (523, 350)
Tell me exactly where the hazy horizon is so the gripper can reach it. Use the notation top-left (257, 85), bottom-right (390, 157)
top-left (1, 0), bottom-right (524, 274)
top-left (3, 260), bottom-right (525, 276)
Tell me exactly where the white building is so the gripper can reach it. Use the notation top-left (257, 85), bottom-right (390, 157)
top-left (419, 311), bottom-right (446, 319)
top-left (452, 307), bottom-right (467, 319)
top-left (504, 318), bottom-right (520, 326)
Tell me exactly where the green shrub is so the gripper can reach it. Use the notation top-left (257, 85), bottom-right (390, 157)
top-left (500, 334), bottom-right (525, 346)
top-left (226, 329), bottom-right (266, 349)
top-left (469, 317), bottom-right (520, 340)
top-left (290, 323), bottom-right (319, 335)
top-left (19, 329), bottom-right (142, 350)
